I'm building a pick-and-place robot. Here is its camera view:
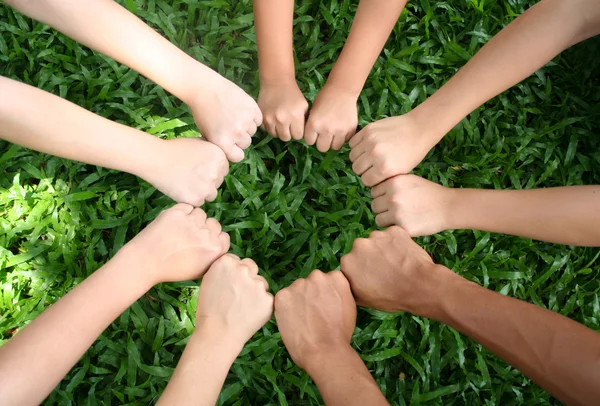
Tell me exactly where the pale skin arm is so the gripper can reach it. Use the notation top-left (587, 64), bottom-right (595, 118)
top-left (0, 204), bottom-right (230, 405)
top-left (447, 186), bottom-right (600, 246)
top-left (411, 0), bottom-right (600, 145)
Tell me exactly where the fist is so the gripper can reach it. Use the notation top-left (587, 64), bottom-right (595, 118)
top-left (340, 227), bottom-right (451, 316)
top-left (349, 114), bottom-right (434, 187)
top-left (258, 82), bottom-right (309, 142)
top-left (274, 270), bottom-right (357, 371)
top-left (196, 254), bottom-right (273, 346)
top-left (189, 74), bottom-right (262, 162)
top-left (304, 84), bottom-right (358, 152)
top-left (143, 138), bottom-right (229, 207)
top-left (371, 175), bottom-right (453, 235)
top-left (125, 204), bottom-right (230, 285)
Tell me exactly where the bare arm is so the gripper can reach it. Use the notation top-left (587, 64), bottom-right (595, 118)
top-left (342, 227), bottom-right (600, 406)
top-left (0, 204), bottom-right (229, 405)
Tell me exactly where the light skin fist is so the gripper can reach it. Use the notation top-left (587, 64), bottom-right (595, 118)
top-left (371, 174), bottom-right (453, 235)
top-left (349, 114), bottom-right (433, 187)
top-left (189, 73), bottom-right (262, 163)
top-left (274, 270), bottom-right (357, 371)
top-left (305, 84), bottom-right (359, 152)
top-left (122, 204), bottom-right (230, 285)
top-left (258, 81), bottom-right (309, 142)
top-left (195, 254), bottom-right (273, 347)
top-left (340, 227), bottom-right (454, 317)
top-left (143, 137), bottom-right (229, 207)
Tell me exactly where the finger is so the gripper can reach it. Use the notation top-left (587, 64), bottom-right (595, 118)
top-left (345, 127), bottom-right (356, 142)
top-left (316, 132), bottom-right (333, 152)
top-left (264, 120), bottom-right (277, 138)
top-left (329, 270), bottom-right (351, 291)
top-left (375, 211), bottom-right (396, 228)
top-left (352, 154), bottom-right (372, 176)
top-left (290, 118), bottom-right (304, 141)
top-left (276, 122), bottom-right (292, 142)
top-left (349, 142), bottom-right (368, 162)
top-left (190, 207), bottom-right (207, 224)
top-left (254, 275), bottom-right (269, 291)
top-left (348, 129), bottom-right (365, 148)
top-left (205, 217), bottom-right (222, 235)
top-left (361, 167), bottom-right (383, 187)
top-left (169, 203), bottom-right (194, 215)
top-left (370, 230), bottom-right (387, 239)
top-left (204, 187), bottom-right (218, 203)
top-left (307, 269), bottom-right (325, 282)
top-left (331, 132), bottom-right (345, 151)
top-left (226, 145), bottom-right (245, 163)
top-left (219, 232), bottom-right (230, 253)
top-left (371, 196), bottom-right (389, 214)
top-left (246, 121), bottom-right (258, 137)
top-left (254, 108), bottom-right (263, 127)
top-left (371, 181), bottom-right (387, 198)
top-left (304, 120), bottom-right (318, 145)
top-left (235, 133), bottom-right (252, 150)
top-left (241, 258), bottom-right (259, 276)
top-left (225, 253), bottom-right (241, 261)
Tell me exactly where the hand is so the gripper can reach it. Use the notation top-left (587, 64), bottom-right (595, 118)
top-left (258, 82), bottom-right (309, 142)
top-left (274, 270), bottom-right (357, 371)
top-left (340, 227), bottom-right (454, 316)
top-left (195, 254), bottom-right (273, 347)
top-left (304, 83), bottom-right (358, 152)
top-left (349, 114), bottom-right (436, 186)
top-left (123, 204), bottom-right (230, 285)
top-left (371, 175), bottom-right (454, 235)
top-left (188, 72), bottom-right (263, 163)
top-left (139, 137), bottom-right (228, 207)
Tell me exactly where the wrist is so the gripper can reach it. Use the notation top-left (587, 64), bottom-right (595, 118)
top-left (126, 134), bottom-right (167, 181)
top-left (420, 266), bottom-right (469, 321)
top-left (322, 76), bottom-right (361, 100)
top-left (105, 246), bottom-right (157, 293)
top-left (259, 72), bottom-right (297, 87)
top-left (191, 318), bottom-right (245, 358)
top-left (301, 342), bottom-right (356, 376)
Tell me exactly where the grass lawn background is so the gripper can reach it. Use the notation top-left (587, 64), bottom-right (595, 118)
top-left (1, 0), bottom-right (599, 404)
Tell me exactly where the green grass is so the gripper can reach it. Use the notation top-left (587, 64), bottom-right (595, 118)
top-left (1, 0), bottom-right (600, 404)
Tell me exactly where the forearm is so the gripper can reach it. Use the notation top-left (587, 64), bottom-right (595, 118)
top-left (429, 269), bottom-right (600, 406)
top-left (5, 0), bottom-right (213, 104)
top-left (0, 76), bottom-right (162, 177)
top-left (325, 0), bottom-right (405, 96)
top-left (410, 0), bottom-right (600, 142)
top-left (254, 0), bottom-right (296, 84)
top-left (447, 186), bottom-right (600, 246)
top-left (158, 329), bottom-right (240, 406)
top-left (0, 250), bottom-right (152, 405)
top-left (306, 346), bottom-right (389, 406)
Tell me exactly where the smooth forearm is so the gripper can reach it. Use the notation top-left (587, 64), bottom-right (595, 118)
top-left (447, 186), bottom-right (600, 246)
top-left (429, 271), bottom-right (600, 406)
top-left (410, 0), bottom-right (600, 143)
top-left (254, 0), bottom-right (296, 84)
top-left (326, 0), bottom-right (405, 96)
top-left (305, 346), bottom-right (389, 406)
top-left (158, 329), bottom-right (240, 406)
top-left (0, 250), bottom-right (152, 405)
top-left (5, 0), bottom-right (212, 104)
top-left (0, 76), bottom-right (162, 177)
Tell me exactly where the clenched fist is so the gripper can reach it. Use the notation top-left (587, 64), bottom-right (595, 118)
top-left (123, 204), bottom-right (230, 285)
top-left (196, 254), bottom-right (274, 347)
top-left (340, 227), bottom-right (455, 317)
top-left (274, 270), bottom-right (357, 371)
top-left (258, 82), bottom-right (309, 142)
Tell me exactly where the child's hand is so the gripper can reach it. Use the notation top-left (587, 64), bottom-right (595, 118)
top-left (188, 73), bottom-right (263, 163)
top-left (195, 254), bottom-right (273, 348)
top-left (258, 82), bottom-right (309, 142)
top-left (349, 114), bottom-right (434, 186)
top-left (274, 270), bottom-right (356, 371)
top-left (304, 84), bottom-right (358, 152)
top-left (370, 175), bottom-right (453, 236)
top-left (124, 204), bottom-right (230, 285)
top-left (143, 138), bottom-right (229, 207)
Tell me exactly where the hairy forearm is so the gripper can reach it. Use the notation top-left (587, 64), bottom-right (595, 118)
top-left (326, 0), bottom-right (406, 96)
top-left (253, 0), bottom-right (296, 84)
top-left (448, 186), bottom-right (600, 246)
top-left (306, 346), bottom-right (389, 406)
top-left (0, 250), bottom-right (152, 405)
top-left (430, 270), bottom-right (600, 406)
top-left (410, 0), bottom-right (600, 143)
top-left (0, 76), bottom-right (162, 177)
top-left (5, 0), bottom-right (213, 104)
top-left (158, 329), bottom-right (240, 406)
